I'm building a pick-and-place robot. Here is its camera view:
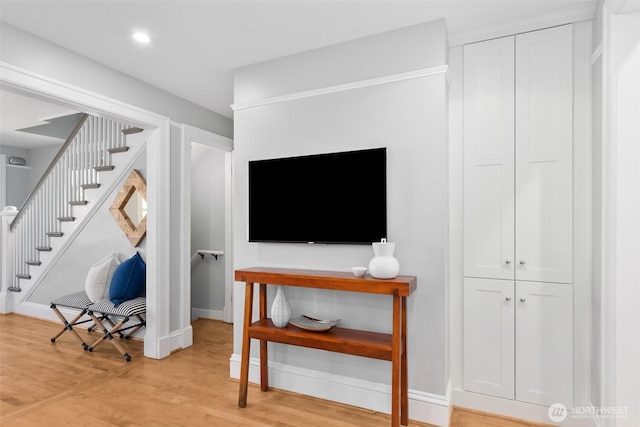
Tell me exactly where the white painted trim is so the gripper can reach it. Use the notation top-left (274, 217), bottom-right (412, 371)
top-left (229, 353), bottom-right (451, 427)
top-left (1, 61), bottom-right (173, 361)
top-left (179, 125), bottom-right (192, 349)
top-left (231, 66), bottom-right (448, 111)
top-left (572, 20), bottom-right (594, 409)
top-left (145, 123), bottom-right (173, 360)
top-left (0, 62), bottom-right (165, 126)
top-left (0, 154), bottom-right (6, 209)
top-left (180, 124), bottom-right (234, 337)
top-left (592, 42), bottom-right (604, 64)
top-left (449, 9), bottom-right (595, 46)
top-left (223, 151), bottom-right (233, 324)
top-left (599, 4), bottom-right (618, 421)
top-left (453, 388), bottom-right (600, 427)
top-left (169, 325), bottom-right (193, 352)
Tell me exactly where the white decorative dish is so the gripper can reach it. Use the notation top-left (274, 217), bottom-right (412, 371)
top-left (289, 315), bottom-right (340, 332)
top-left (351, 266), bottom-right (368, 277)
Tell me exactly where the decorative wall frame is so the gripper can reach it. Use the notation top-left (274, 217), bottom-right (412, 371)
top-left (109, 169), bottom-right (147, 247)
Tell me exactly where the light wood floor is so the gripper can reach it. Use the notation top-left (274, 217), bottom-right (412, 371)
top-left (0, 314), bottom-right (548, 426)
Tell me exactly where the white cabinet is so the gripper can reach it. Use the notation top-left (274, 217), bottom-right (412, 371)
top-left (463, 36), bottom-right (515, 281)
top-left (463, 278), bottom-right (514, 399)
top-left (515, 281), bottom-right (573, 406)
top-left (463, 278), bottom-right (573, 406)
top-left (464, 24), bottom-right (573, 285)
top-left (463, 25), bottom-right (574, 407)
top-left (514, 27), bottom-right (574, 284)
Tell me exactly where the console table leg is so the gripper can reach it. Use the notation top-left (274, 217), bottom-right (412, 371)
top-left (238, 282), bottom-right (254, 408)
top-left (392, 294), bottom-right (401, 427)
top-left (259, 284), bottom-right (269, 392)
top-left (401, 296), bottom-right (408, 426)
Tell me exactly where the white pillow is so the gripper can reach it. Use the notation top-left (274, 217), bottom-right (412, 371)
top-left (85, 253), bottom-right (121, 302)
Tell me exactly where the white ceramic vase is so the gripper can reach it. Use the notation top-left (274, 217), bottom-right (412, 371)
top-left (271, 285), bottom-right (291, 328)
top-left (368, 239), bottom-right (400, 279)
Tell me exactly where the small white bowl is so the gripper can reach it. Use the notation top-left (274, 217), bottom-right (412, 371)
top-left (351, 267), bottom-right (368, 277)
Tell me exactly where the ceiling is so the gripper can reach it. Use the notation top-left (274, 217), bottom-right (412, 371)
top-left (1, 0), bottom-right (597, 148)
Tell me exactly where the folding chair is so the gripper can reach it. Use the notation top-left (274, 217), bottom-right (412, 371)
top-left (49, 291), bottom-right (98, 350)
top-left (86, 297), bottom-right (146, 362)
top-left (50, 291), bottom-right (119, 350)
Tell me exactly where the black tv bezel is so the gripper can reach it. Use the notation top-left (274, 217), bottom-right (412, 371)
top-left (248, 147), bottom-right (387, 245)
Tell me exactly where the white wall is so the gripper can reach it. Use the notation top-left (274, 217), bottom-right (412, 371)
top-left (28, 145), bottom-right (60, 193)
top-left (0, 145), bottom-right (29, 207)
top-left (232, 20), bottom-right (449, 421)
top-left (612, 9), bottom-right (640, 425)
top-left (593, 4), bottom-right (640, 425)
top-left (591, 4), bottom-right (604, 407)
top-left (0, 144), bottom-right (59, 209)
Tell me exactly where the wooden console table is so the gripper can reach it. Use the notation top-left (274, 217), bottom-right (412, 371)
top-left (235, 267), bottom-right (417, 427)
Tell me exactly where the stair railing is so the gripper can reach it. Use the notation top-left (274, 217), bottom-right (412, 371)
top-left (8, 114), bottom-right (130, 291)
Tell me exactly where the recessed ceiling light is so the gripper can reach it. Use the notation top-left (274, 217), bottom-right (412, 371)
top-left (132, 32), bottom-right (151, 44)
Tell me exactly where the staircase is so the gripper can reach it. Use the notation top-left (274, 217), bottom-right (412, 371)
top-left (6, 113), bottom-right (143, 294)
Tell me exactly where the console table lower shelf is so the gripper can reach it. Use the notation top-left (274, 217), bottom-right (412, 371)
top-left (235, 267), bottom-right (417, 427)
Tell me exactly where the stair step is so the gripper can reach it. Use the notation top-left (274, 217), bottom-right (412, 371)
top-left (8, 287), bottom-right (21, 292)
top-left (36, 247), bottom-right (52, 252)
top-left (81, 183), bottom-right (101, 189)
top-left (69, 200), bottom-right (88, 206)
top-left (122, 127), bottom-right (144, 135)
top-left (46, 232), bottom-right (63, 237)
top-left (94, 165), bottom-right (115, 172)
top-left (26, 260), bottom-right (42, 266)
top-left (108, 146), bottom-right (130, 154)
top-left (16, 274), bottom-right (31, 280)
top-left (58, 216), bottom-right (76, 222)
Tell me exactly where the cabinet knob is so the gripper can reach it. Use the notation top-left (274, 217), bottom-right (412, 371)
top-left (505, 260), bottom-right (511, 265)
top-left (520, 298), bottom-right (526, 303)
top-left (519, 260), bottom-right (526, 265)
top-left (505, 297), bottom-right (511, 302)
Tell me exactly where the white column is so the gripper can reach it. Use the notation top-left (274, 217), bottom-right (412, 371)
top-left (0, 206), bottom-right (19, 313)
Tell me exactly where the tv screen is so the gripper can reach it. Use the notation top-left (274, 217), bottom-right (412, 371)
top-left (248, 148), bottom-right (387, 245)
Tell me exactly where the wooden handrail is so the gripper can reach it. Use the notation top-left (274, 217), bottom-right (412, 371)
top-left (10, 113), bottom-right (89, 230)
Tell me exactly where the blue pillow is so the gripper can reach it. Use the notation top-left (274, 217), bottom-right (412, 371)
top-left (109, 252), bottom-right (146, 307)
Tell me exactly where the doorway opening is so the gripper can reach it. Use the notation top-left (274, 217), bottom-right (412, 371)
top-left (190, 142), bottom-right (227, 321)
top-left (180, 124), bottom-right (233, 341)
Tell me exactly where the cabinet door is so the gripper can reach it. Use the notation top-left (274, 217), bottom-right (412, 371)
top-left (515, 25), bottom-right (573, 284)
top-left (463, 36), bottom-right (516, 280)
top-left (515, 281), bottom-right (572, 406)
top-left (463, 277), bottom-right (514, 399)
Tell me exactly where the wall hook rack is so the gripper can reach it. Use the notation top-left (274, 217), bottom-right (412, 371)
top-left (196, 250), bottom-right (224, 260)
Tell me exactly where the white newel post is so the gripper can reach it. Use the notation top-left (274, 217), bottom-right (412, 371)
top-left (0, 206), bottom-right (18, 313)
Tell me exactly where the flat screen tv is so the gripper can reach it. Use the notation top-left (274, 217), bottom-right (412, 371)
top-left (248, 147), bottom-right (387, 245)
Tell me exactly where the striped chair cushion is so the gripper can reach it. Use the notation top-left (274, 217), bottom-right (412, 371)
top-left (51, 291), bottom-right (93, 309)
top-left (88, 297), bottom-right (146, 316)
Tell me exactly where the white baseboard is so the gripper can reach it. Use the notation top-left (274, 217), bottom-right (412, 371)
top-left (169, 324), bottom-right (193, 351)
top-left (192, 308), bottom-right (224, 321)
top-left (0, 291), bottom-right (15, 314)
top-left (453, 388), bottom-right (601, 427)
top-left (229, 353), bottom-right (451, 427)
